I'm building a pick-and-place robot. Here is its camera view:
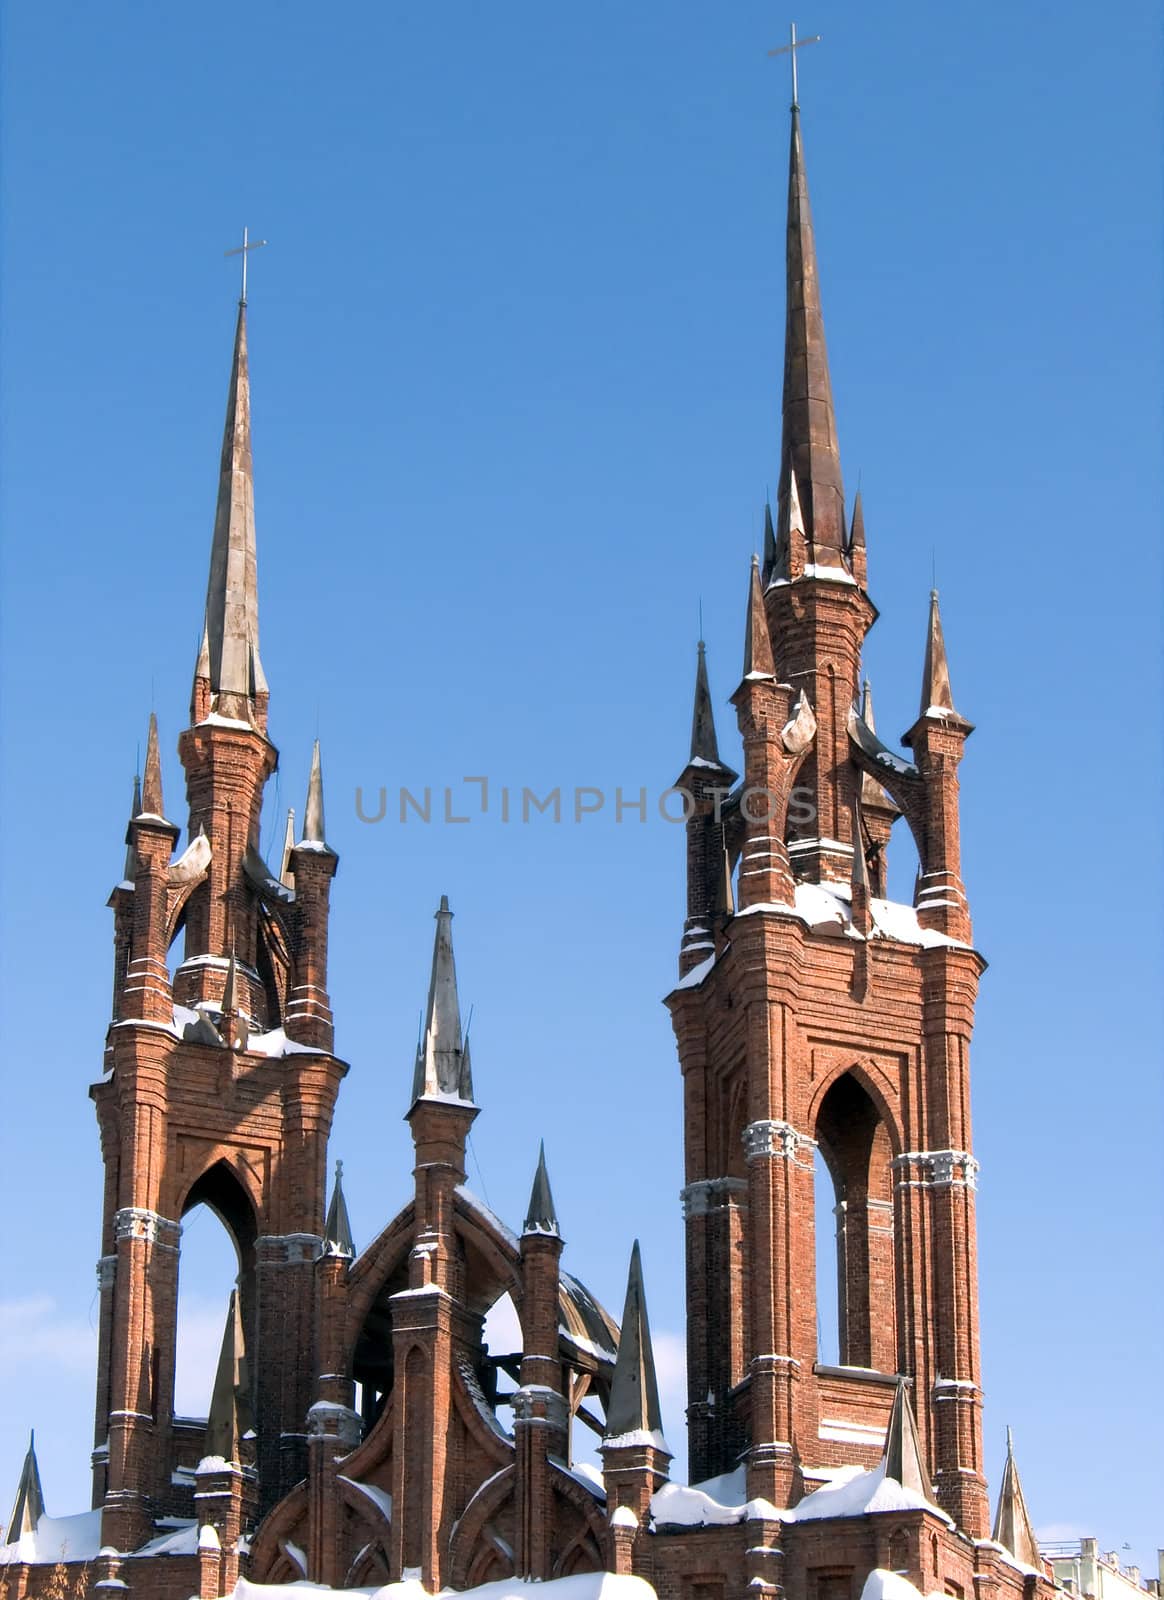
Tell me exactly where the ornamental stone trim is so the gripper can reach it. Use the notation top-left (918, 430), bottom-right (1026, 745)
top-left (743, 1120), bottom-right (817, 1163)
top-left (256, 1233), bottom-right (324, 1263)
top-left (511, 1385), bottom-right (569, 1432)
top-left (97, 1254), bottom-right (117, 1289)
top-left (306, 1401), bottom-right (363, 1448)
top-left (893, 1150), bottom-right (980, 1190)
top-left (114, 1208), bottom-right (181, 1248)
top-left (680, 1176), bottom-right (749, 1218)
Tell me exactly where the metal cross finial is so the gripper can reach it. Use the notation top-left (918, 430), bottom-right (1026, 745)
top-left (768, 22), bottom-right (822, 109)
top-left (224, 226), bottom-right (268, 305)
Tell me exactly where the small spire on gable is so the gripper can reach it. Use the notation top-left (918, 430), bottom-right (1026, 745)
top-left (992, 1428), bottom-right (1041, 1568)
top-left (204, 1290), bottom-right (253, 1463)
top-left (689, 641), bottom-right (723, 767)
top-left (322, 1159), bottom-right (355, 1258)
top-left (604, 1241), bottom-right (667, 1450)
top-left (920, 589), bottom-right (958, 719)
top-left (882, 1379), bottom-right (934, 1500)
top-left (4, 1431), bottom-right (45, 1543)
top-left (411, 896), bottom-right (475, 1107)
top-left (140, 712), bottom-right (166, 819)
top-left (524, 1141), bottom-right (560, 1236)
top-left (742, 556), bottom-right (776, 680)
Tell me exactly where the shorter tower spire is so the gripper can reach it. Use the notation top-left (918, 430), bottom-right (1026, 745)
top-left (302, 740), bottom-right (329, 848)
top-left (279, 807), bottom-right (296, 886)
top-left (140, 712), bottom-right (167, 819)
top-left (322, 1159), bottom-right (355, 1258)
top-left (4, 1431), bottom-right (45, 1543)
top-left (761, 500), bottom-right (777, 584)
top-left (919, 589), bottom-right (958, 718)
top-left (523, 1141), bottom-right (560, 1236)
top-left (122, 774), bottom-right (142, 883)
top-left (411, 896), bottom-right (474, 1105)
top-left (742, 556), bottom-right (776, 679)
top-left (605, 1241), bottom-right (666, 1448)
top-left (204, 1290), bottom-right (253, 1463)
top-left (690, 641), bottom-right (722, 766)
top-left (882, 1379), bottom-right (933, 1500)
top-left (992, 1428), bottom-right (1041, 1568)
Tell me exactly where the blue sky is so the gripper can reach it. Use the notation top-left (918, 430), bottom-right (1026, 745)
top-left (1, 0), bottom-right (1161, 1571)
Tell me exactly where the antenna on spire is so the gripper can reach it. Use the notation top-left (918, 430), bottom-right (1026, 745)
top-left (224, 226), bottom-right (268, 305)
top-left (698, 596), bottom-right (704, 643)
top-left (768, 22), bottom-right (822, 110)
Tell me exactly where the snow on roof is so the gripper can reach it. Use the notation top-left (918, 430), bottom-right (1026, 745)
top-left (232, 1573), bottom-right (658, 1599)
top-left (0, 1508), bottom-right (103, 1564)
top-left (247, 1026), bottom-right (323, 1058)
top-left (455, 1185), bottom-right (519, 1250)
top-left (603, 1428), bottom-right (669, 1453)
top-left (734, 882), bottom-right (968, 951)
top-left (859, 1569), bottom-right (945, 1600)
top-left (675, 951), bottom-right (716, 990)
top-left (131, 1520), bottom-right (200, 1557)
top-left (338, 1477), bottom-right (393, 1523)
top-left (789, 1464), bottom-right (951, 1526)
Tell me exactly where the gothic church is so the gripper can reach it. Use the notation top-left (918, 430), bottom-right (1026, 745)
top-left (1, 94), bottom-right (1055, 1600)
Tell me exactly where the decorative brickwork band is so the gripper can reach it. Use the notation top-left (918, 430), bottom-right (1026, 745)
top-left (893, 1150), bottom-right (980, 1190)
top-left (742, 1119), bottom-right (817, 1164)
top-left (113, 1207), bottom-right (181, 1247)
top-left (680, 1176), bottom-right (748, 1218)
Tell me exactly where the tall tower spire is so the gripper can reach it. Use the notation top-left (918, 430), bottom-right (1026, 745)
top-left (780, 103), bottom-right (846, 564)
top-left (411, 895), bottom-right (474, 1105)
top-left (198, 301), bottom-right (265, 723)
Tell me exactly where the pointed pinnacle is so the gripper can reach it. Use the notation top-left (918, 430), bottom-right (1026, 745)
top-left (123, 774), bottom-right (142, 881)
top-left (849, 488), bottom-right (866, 553)
top-left (742, 556), bottom-right (776, 679)
top-left (195, 620), bottom-right (211, 680)
top-left (882, 1379), bottom-right (934, 1500)
top-left (140, 712), bottom-right (166, 817)
top-left (5, 1430), bottom-right (46, 1540)
top-left (412, 896), bottom-right (474, 1105)
top-left (719, 846), bottom-right (735, 918)
top-left (524, 1140), bottom-right (560, 1236)
top-left (323, 1158), bottom-right (355, 1257)
top-left (280, 807), bottom-right (296, 885)
top-left (221, 944), bottom-right (241, 1023)
top-left (920, 589), bottom-right (958, 718)
top-left (761, 501), bottom-right (777, 581)
top-left (992, 1427), bottom-right (1041, 1567)
top-left (203, 302), bottom-right (263, 714)
top-left (781, 110), bottom-right (846, 557)
top-left (205, 1289), bottom-right (253, 1462)
top-left (689, 641), bottom-right (722, 766)
top-left (851, 795), bottom-right (870, 891)
top-left (604, 1240), bottom-right (667, 1448)
top-left (303, 739), bottom-right (327, 844)
top-left (861, 677), bottom-right (875, 731)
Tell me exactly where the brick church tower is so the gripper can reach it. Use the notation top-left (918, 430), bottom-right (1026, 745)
top-left (91, 291), bottom-right (347, 1560)
top-left (3, 76), bottom-right (1062, 1600)
top-left (669, 95), bottom-right (988, 1536)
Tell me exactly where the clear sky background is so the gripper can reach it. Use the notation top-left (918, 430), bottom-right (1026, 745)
top-left (1, 0), bottom-right (1161, 1572)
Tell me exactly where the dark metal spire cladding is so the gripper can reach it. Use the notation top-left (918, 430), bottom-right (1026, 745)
top-left (919, 589), bottom-right (958, 717)
top-left (690, 641), bottom-right (722, 766)
top-left (742, 555), bottom-right (776, 679)
top-left (523, 1140), bottom-right (560, 1236)
top-left (4, 1431), bottom-right (45, 1542)
top-left (323, 1159), bottom-right (355, 1258)
top-left (204, 1289), bottom-right (253, 1463)
top-left (991, 1429), bottom-right (1041, 1568)
top-left (200, 302), bottom-right (265, 719)
top-left (604, 1240), bottom-right (666, 1445)
top-left (411, 895), bottom-right (475, 1105)
top-left (780, 107), bottom-right (847, 565)
top-left (882, 1379), bottom-right (934, 1500)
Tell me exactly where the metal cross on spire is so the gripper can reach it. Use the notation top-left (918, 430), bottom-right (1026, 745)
top-left (224, 226), bottom-right (268, 305)
top-left (768, 22), bottom-right (822, 110)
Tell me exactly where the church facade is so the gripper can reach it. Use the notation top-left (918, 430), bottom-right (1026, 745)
top-left (2, 98), bottom-right (1056, 1600)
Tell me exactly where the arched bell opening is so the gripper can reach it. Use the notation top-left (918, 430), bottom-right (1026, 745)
top-left (814, 1071), bottom-right (897, 1373)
